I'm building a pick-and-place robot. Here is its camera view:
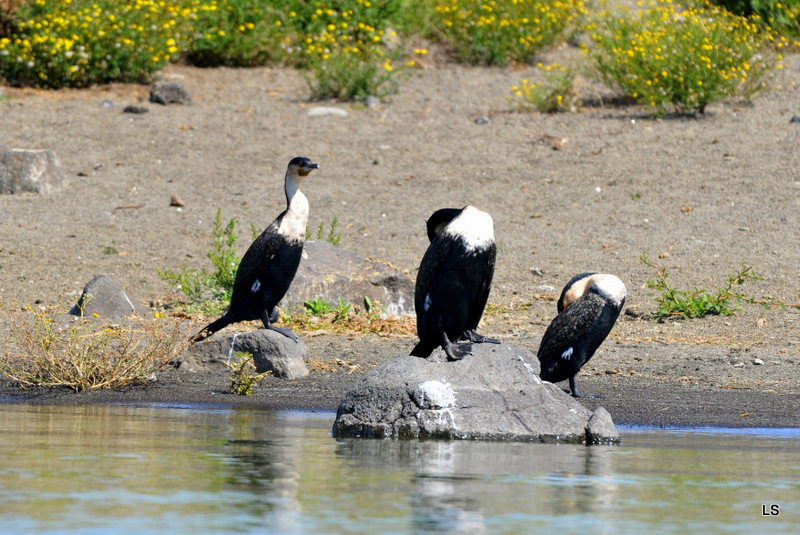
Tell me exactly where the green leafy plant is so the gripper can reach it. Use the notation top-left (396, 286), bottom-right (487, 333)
top-left (640, 253), bottom-right (798, 319)
top-left (223, 350), bottom-right (270, 395)
top-left (509, 62), bottom-right (580, 113)
top-left (304, 296), bottom-right (334, 316)
top-left (158, 208), bottom-right (241, 312)
top-left (587, 0), bottom-right (783, 115)
top-left (332, 297), bottom-right (352, 323)
top-left (1, 306), bottom-right (186, 391)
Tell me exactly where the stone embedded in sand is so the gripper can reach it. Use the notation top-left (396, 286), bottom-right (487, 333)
top-left (187, 329), bottom-right (309, 380)
top-left (282, 240), bottom-right (415, 317)
top-left (332, 342), bottom-right (620, 444)
top-left (149, 81), bottom-right (192, 105)
top-left (69, 274), bottom-right (152, 320)
top-left (0, 148), bottom-right (66, 194)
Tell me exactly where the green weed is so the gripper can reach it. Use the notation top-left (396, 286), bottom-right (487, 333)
top-left (223, 350), bottom-right (270, 395)
top-left (509, 62), bottom-right (580, 113)
top-left (640, 252), bottom-right (798, 319)
top-left (307, 217), bottom-right (342, 246)
top-left (158, 208), bottom-right (240, 311)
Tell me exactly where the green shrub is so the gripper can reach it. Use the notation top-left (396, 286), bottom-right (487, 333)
top-left (0, 0), bottom-right (199, 88)
top-left (186, 0), bottom-right (288, 67)
top-left (709, 0), bottom-right (800, 37)
top-left (587, 0), bottom-right (783, 115)
top-left (509, 62), bottom-right (580, 112)
top-left (431, 0), bottom-right (588, 66)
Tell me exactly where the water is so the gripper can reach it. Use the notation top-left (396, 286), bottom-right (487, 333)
top-left (0, 404), bottom-right (798, 534)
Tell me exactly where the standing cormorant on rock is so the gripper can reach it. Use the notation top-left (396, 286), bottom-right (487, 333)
top-left (411, 206), bottom-right (499, 361)
top-left (191, 156), bottom-right (320, 343)
top-left (537, 272), bottom-right (627, 397)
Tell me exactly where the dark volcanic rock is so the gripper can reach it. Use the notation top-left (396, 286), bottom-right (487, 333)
top-left (187, 329), bottom-right (309, 379)
top-left (0, 148), bottom-right (66, 194)
top-left (282, 240), bottom-right (414, 316)
top-left (69, 274), bottom-right (152, 320)
top-left (332, 342), bottom-right (620, 444)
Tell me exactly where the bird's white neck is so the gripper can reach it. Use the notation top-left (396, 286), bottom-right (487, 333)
top-left (281, 176), bottom-right (308, 242)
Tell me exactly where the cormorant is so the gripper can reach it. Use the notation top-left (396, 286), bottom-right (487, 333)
top-left (191, 156), bottom-right (320, 343)
top-left (537, 272), bottom-right (627, 397)
top-left (411, 206), bottom-right (499, 361)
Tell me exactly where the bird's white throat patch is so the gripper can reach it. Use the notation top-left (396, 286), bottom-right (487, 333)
top-left (279, 189), bottom-right (309, 242)
top-left (443, 206), bottom-right (494, 251)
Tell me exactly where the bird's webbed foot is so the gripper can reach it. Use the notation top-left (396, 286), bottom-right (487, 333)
top-left (267, 324), bottom-right (300, 342)
top-left (459, 329), bottom-right (500, 345)
top-left (442, 332), bottom-right (472, 361)
top-left (260, 309), bottom-right (299, 342)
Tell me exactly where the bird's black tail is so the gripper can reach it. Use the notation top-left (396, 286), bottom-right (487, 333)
top-left (190, 314), bottom-right (234, 344)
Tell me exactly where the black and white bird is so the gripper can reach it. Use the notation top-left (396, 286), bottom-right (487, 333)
top-left (537, 272), bottom-right (627, 397)
top-left (191, 156), bottom-right (320, 343)
top-left (411, 206), bottom-right (499, 361)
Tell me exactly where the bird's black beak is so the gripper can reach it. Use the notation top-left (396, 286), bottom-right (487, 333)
top-left (299, 162), bottom-right (320, 176)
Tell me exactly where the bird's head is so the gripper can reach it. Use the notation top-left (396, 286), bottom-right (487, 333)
top-left (287, 156), bottom-right (320, 180)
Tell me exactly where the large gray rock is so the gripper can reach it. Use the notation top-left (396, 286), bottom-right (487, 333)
top-left (187, 329), bottom-right (309, 379)
top-left (332, 343), bottom-right (619, 444)
top-left (282, 240), bottom-right (414, 316)
top-left (69, 274), bottom-right (152, 320)
top-left (0, 148), bottom-right (66, 194)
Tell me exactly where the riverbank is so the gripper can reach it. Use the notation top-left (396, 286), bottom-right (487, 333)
top-left (1, 57), bottom-right (799, 429)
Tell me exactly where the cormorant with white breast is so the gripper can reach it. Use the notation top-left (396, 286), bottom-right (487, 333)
top-left (537, 272), bottom-right (627, 397)
top-left (411, 206), bottom-right (499, 361)
top-left (191, 156), bottom-right (320, 343)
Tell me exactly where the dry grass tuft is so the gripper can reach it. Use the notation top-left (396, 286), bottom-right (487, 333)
top-left (1, 307), bottom-right (188, 391)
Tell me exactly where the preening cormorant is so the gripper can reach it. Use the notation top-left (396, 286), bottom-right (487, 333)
top-left (537, 272), bottom-right (627, 397)
top-left (191, 157), bottom-right (320, 343)
top-left (411, 206), bottom-right (499, 361)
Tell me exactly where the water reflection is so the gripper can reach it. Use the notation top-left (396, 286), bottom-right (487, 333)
top-left (0, 404), bottom-right (798, 534)
top-left (334, 438), bottom-right (621, 534)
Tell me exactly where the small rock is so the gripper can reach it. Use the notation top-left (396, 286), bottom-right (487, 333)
top-left (149, 81), bottom-right (192, 105)
top-left (170, 194), bottom-right (185, 207)
top-left (187, 329), bottom-right (309, 379)
top-left (586, 407), bottom-right (620, 445)
top-left (101, 100), bottom-right (113, 108)
top-left (123, 105), bottom-right (149, 114)
top-left (733, 362), bottom-right (745, 368)
top-left (790, 115), bottom-right (800, 124)
top-left (0, 148), bottom-right (67, 194)
top-left (364, 95), bottom-right (380, 108)
top-left (753, 358), bottom-right (764, 365)
top-left (69, 274), bottom-right (152, 320)
top-left (658, 252), bottom-right (671, 259)
top-left (530, 267), bottom-right (545, 276)
top-left (474, 115), bottom-right (490, 125)
top-left (308, 107), bottom-right (348, 117)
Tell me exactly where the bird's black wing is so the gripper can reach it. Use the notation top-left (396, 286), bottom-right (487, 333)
top-left (466, 243), bottom-right (496, 330)
top-left (230, 217), bottom-right (284, 305)
top-left (537, 292), bottom-right (605, 365)
top-left (415, 234), bottom-right (454, 317)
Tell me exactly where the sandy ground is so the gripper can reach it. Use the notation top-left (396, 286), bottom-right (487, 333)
top-left (1, 48), bottom-right (799, 429)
